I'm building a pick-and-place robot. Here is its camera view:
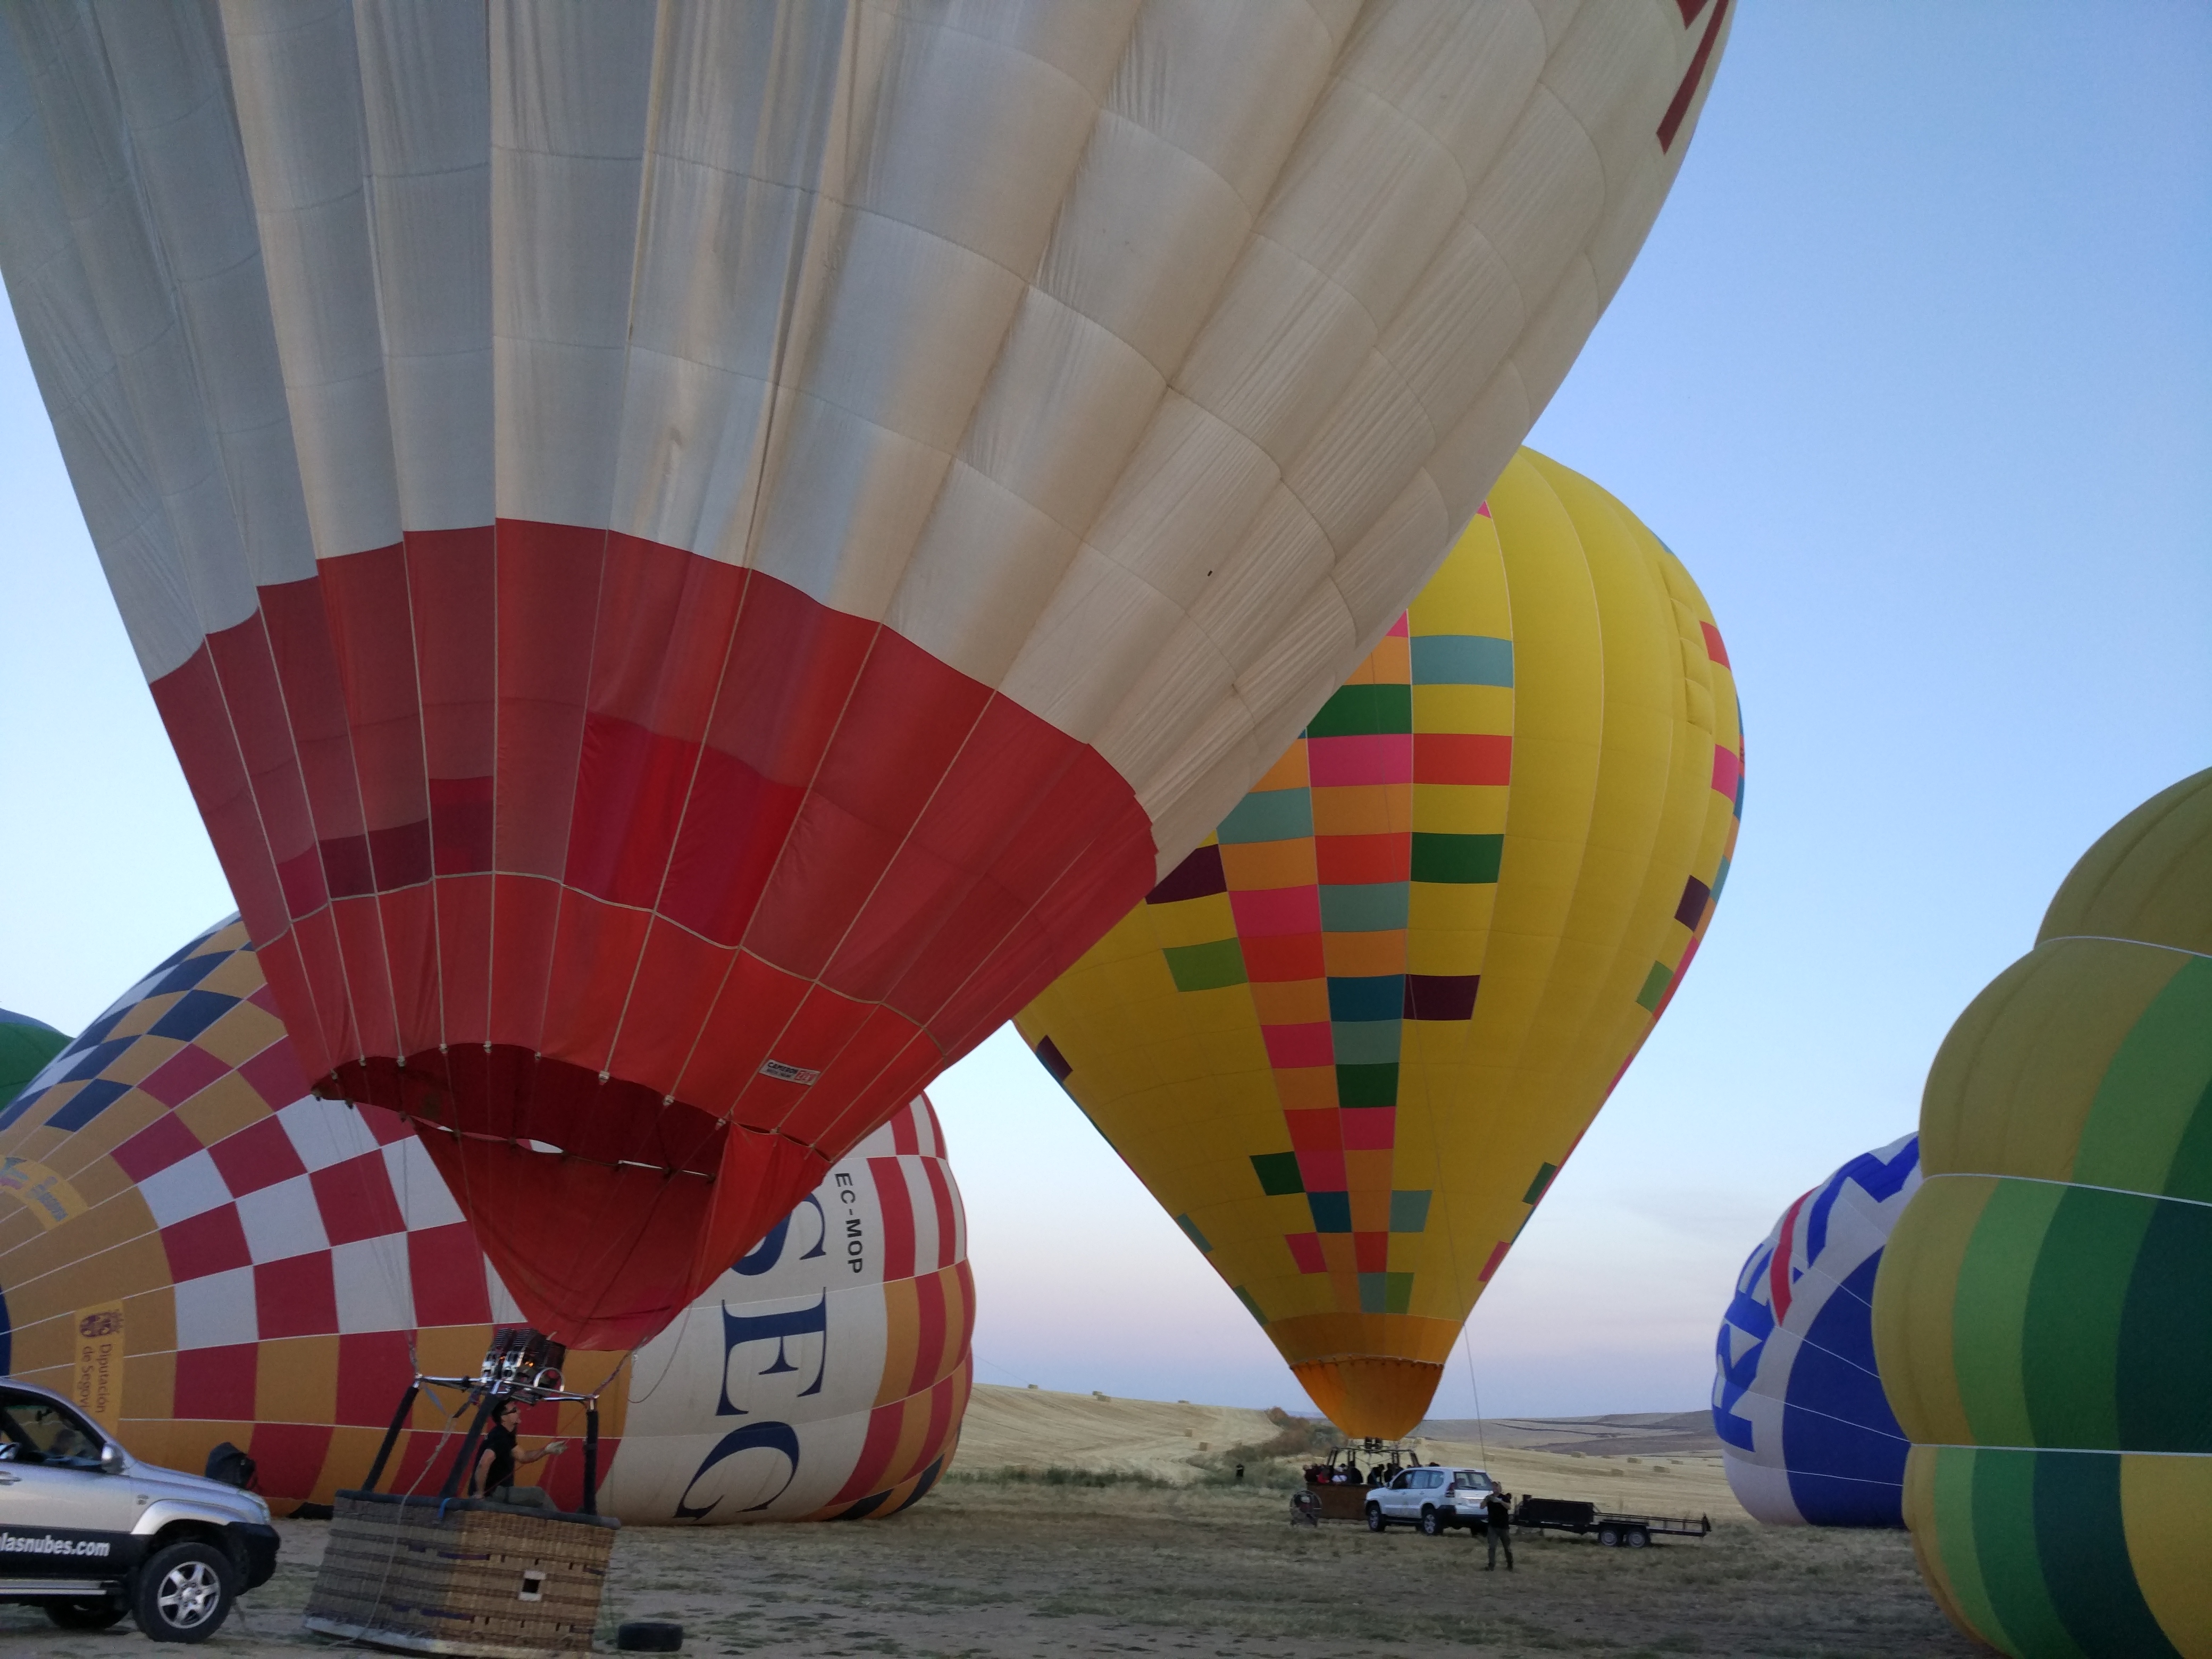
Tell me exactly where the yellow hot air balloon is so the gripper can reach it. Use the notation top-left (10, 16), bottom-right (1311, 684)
top-left (1016, 449), bottom-right (1742, 1438)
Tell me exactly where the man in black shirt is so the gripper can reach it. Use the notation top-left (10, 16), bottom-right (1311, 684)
top-left (1484, 1489), bottom-right (1514, 1571)
top-left (472, 1400), bottom-right (568, 1501)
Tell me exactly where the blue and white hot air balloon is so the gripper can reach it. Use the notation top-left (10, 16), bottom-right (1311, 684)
top-left (1713, 1133), bottom-right (1920, 1527)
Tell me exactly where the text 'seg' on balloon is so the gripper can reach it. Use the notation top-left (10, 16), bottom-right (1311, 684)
top-left (0, 3), bottom-right (1731, 1344)
top-left (1018, 449), bottom-right (1744, 1439)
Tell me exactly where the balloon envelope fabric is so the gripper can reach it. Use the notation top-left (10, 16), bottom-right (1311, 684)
top-left (1872, 769), bottom-right (2212, 1657)
top-left (1713, 1133), bottom-right (1918, 1527)
top-left (0, 919), bottom-right (970, 1523)
top-left (0, 1007), bottom-right (66, 1111)
top-left (0, 2), bottom-right (1730, 1348)
top-left (1017, 449), bottom-right (1744, 1439)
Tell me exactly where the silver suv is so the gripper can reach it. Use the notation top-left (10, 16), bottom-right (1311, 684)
top-left (0, 1379), bottom-right (279, 1642)
top-left (1364, 1465), bottom-right (1496, 1535)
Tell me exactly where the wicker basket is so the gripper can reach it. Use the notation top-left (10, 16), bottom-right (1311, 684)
top-left (303, 1490), bottom-right (619, 1658)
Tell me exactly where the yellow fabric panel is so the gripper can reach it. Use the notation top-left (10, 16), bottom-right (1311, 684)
top-left (1017, 448), bottom-right (1740, 1436)
top-left (2038, 768), bottom-right (2212, 955)
top-left (2121, 1453), bottom-right (2212, 1658)
top-left (1871, 1174), bottom-right (1992, 1447)
top-left (1920, 940), bottom-right (2183, 1182)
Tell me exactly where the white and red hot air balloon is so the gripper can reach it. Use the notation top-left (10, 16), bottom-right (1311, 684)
top-left (0, 2), bottom-right (1731, 1344)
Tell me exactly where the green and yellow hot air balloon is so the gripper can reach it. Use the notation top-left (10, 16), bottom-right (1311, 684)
top-left (1873, 770), bottom-right (2212, 1658)
top-left (1016, 449), bottom-right (1744, 1438)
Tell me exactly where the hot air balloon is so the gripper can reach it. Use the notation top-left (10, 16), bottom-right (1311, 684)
top-left (1016, 448), bottom-right (1744, 1438)
top-left (1872, 770), bottom-right (2212, 1657)
top-left (0, 919), bottom-right (970, 1523)
top-left (0, 1008), bottom-right (66, 1110)
top-left (0, 3), bottom-right (1730, 1345)
top-left (1714, 1133), bottom-right (1918, 1527)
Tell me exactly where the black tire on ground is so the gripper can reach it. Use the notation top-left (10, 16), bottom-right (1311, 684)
top-left (45, 1597), bottom-right (129, 1630)
top-left (618, 1620), bottom-right (685, 1652)
top-left (1597, 1525), bottom-right (1620, 1547)
top-left (1419, 1508), bottom-right (1445, 1537)
top-left (1626, 1528), bottom-right (1650, 1548)
top-left (1365, 1504), bottom-right (1387, 1532)
top-left (132, 1540), bottom-right (234, 1643)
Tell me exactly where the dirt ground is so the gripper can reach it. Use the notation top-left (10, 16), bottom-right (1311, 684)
top-left (0, 1479), bottom-right (1978, 1658)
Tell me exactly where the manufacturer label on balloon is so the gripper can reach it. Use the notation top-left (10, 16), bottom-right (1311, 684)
top-left (758, 1059), bottom-right (821, 1085)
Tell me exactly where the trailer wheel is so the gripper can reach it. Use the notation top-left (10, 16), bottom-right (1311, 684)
top-left (1626, 1528), bottom-right (1650, 1549)
top-left (1365, 1504), bottom-right (1386, 1532)
top-left (1597, 1525), bottom-right (1621, 1547)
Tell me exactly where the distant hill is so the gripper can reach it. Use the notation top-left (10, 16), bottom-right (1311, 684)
top-left (1415, 1411), bottom-right (1723, 1459)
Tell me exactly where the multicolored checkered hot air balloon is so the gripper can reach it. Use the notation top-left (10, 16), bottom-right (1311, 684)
top-left (0, 920), bottom-right (970, 1523)
top-left (1016, 448), bottom-right (1744, 1439)
top-left (1873, 770), bottom-right (2212, 1656)
top-left (0, 3), bottom-right (1731, 1348)
top-left (1714, 1133), bottom-right (1920, 1527)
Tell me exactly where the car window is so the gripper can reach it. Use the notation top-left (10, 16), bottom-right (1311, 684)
top-left (1389, 1472), bottom-right (1411, 1489)
top-left (0, 1391), bottom-right (104, 1468)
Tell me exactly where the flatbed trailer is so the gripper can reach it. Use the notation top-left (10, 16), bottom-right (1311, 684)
top-left (1511, 1496), bottom-right (1711, 1548)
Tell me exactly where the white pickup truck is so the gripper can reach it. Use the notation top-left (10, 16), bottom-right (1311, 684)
top-left (0, 1379), bottom-right (279, 1641)
top-left (1364, 1466), bottom-right (1496, 1536)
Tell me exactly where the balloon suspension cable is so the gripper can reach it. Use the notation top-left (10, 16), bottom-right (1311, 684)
top-left (1460, 1325), bottom-right (1490, 1469)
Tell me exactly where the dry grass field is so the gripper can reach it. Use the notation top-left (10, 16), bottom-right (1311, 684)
top-left (0, 1388), bottom-right (1976, 1658)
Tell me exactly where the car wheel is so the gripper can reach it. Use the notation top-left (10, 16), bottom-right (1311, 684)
top-left (1626, 1528), bottom-right (1650, 1549)
top-left (46, 1597), bottom-right (129, 1630)
top-left (133, 1541), bottom-right (234, 1643)
top-left (1597, 1525), bottom-right (1620, 1547)
top-left (1365, 1504), bottom-right (1386, 1532)
top-left (1420, 1507), bottom-right (1445, 1537)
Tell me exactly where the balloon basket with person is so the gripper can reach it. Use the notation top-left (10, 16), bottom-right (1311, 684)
top-left (302, 1328), bottom-right (627, 1659)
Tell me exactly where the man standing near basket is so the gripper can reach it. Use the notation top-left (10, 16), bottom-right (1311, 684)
top-left (473, 1398), bottom-right (568, 1503)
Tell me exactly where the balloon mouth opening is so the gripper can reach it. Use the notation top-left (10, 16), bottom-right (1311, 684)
top-left (1291, 1358), bottom-right (1445, 1442)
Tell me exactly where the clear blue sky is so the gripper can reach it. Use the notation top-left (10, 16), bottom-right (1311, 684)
top-left (3, 5), bottom-right (2206, 1418)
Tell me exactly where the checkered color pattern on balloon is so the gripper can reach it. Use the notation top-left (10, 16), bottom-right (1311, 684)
top-left (0, 918), bottom-right (970, 1521)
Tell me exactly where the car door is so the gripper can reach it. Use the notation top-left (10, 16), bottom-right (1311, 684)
top-left (0, 1390), bottom-right (132, 1582)
top-left (1380, 1471), bottom-right (1415, 1519)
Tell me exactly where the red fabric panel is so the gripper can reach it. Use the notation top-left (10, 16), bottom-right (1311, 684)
top-left (432, 872), bottom-right (493, 1045)
top-left (870, 1157), bottom-right (916, 1284)
top-left (407, 1221), bottom-right (492, 1326)
top-left (255, 1253), bottom-right (338, 1338)
top-left (207, 1116), bottom-right (307, 1197)
top-left (318, 543), bottom-right (430, 873)
top-left (1413, 733), bottom-right (1511, 786)
top-left (921, 1157), bottom-right (956, 1269)
top-left (163, 1208), bottom-right (251, 1280)
top-left (539, 892), bottom-right (651, 1075)
top-left (312, 1151), bottom-right (408, 1246)
top-left (174, 1344), bottom-right (257, 1419)
top-left (238, 1039), bottom-right (311, 1111)
top-left (487, 873), bottom-right (562, 1052)
top-left (142, 1044), bottom-right (231, 1109)
top-left (335, 1331), bottom-right (415, 1427)
top-left (148, 646), bottom-right (290, 941)
top-left (144, 523), bottom-right (1153, 1346)
top-left (495, 520), bottom-right (604, 878)
top-left (112, 1112), bottom-right (204, 1183)
top-left (1315, 834), bottom-right (1410, 885)
top-left (330, 894), bottom-right (401, 1065)
top-left (951, 1259), bottom-right (976, 1357)
top-left (255, 580), bottom-right (364, 874)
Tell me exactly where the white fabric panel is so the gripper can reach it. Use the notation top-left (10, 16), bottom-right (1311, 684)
top-left (0, 0), bottom-right (1727, 869)
top-left (331, 1234), bottom-right (415, 1334)
top-left (137, 1147), bottom-right (230, 1229)
top-left (174, 1265), bottom-right (259, 1350)
top-left (234, 1171), bottom-right (330, 1263)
